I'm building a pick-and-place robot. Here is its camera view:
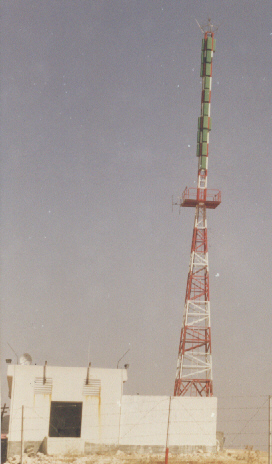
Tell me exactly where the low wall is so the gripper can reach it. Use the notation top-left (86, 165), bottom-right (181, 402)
top-left (84, 443), bottom-right (213, 455)
top-left (7, 440), bottom-right (44, 457)
top-left (45, 437), bottom-right (85, 455)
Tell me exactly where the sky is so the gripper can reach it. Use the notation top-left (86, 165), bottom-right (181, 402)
top-left (1, 0), bottom-right (272, 450)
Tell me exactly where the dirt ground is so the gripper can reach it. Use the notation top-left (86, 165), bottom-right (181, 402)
top-left (5, 449), bottom-right (269, 464)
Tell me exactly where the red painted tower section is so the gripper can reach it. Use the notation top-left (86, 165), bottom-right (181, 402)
top-left (173, 30), bottom-right (221, 397)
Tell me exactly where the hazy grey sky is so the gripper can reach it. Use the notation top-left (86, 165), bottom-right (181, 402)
top-left (1, 0), bottom-right (271, 448)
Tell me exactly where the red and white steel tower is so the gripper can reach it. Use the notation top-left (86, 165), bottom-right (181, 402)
top-left (173, 25), bottom-right (221, 397)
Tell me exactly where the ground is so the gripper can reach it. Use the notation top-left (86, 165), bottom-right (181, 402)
top-left (4, 449), bottom-right (269, 464)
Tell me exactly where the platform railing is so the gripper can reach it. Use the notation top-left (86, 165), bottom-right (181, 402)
top-left (182, 187), bottom-right (221, 204)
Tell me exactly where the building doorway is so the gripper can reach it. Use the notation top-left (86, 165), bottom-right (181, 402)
top-left (49, 401), bottom-right (82, 437)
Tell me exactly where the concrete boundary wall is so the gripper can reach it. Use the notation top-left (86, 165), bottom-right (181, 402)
top-left (120, 395), bottom-right (217, 451)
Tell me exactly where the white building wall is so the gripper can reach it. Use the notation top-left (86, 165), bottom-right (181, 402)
top-left (7, 364), bottom-right (127, 455)
top-left (8, 365), bottom-right (51, 444)
top-left (7, 364), bottom-right (217, 455)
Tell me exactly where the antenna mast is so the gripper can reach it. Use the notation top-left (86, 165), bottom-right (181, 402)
top-left (173, 21), bottom-right (221, 396)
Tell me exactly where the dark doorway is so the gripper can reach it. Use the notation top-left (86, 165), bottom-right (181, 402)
top-left (1, 437), bottom-right (8, 464)
top-left (49, 402), bottom-right (82, 437)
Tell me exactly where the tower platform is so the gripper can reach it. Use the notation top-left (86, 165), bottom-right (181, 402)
top-left (180, 187), bottom-right (221, 209)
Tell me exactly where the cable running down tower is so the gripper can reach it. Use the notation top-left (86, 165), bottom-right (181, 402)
top-left (173, 26), bottom-right (221, 397)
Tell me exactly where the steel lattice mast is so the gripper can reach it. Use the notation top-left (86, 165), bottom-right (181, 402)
top-left (173, 25), bottom-right (221, 397)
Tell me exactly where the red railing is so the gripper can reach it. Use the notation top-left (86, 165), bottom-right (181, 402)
top-left (181, 187), bottom-right (221, 208)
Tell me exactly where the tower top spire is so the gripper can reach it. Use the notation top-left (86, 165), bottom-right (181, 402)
top-left (195, 18), bottom-right (219, 34)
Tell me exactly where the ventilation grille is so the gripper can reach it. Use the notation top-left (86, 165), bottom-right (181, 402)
top-left (83, 379), bottom-right (101, 396)
top-left (34, 377), bottom-right (53, 394)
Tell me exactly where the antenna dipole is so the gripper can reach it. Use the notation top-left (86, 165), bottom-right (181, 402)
top-left (7, 342), bottom-right (19, 364)
top-left (117, 348), bottom-right (130, 369)
top-left (195, 18), bottom-right (220, 34)
top-left (173, 29), bottom-right (221, 397)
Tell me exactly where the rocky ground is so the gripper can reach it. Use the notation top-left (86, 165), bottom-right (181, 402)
top-left (5, 449), bottom-right (269, 464)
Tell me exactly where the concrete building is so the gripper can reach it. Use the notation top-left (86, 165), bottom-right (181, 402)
top-left (7, 364), bottom-right (217, 456)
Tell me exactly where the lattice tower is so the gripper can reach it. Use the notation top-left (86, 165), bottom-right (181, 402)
top-left (173, 31), bottom-right (221, 397)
